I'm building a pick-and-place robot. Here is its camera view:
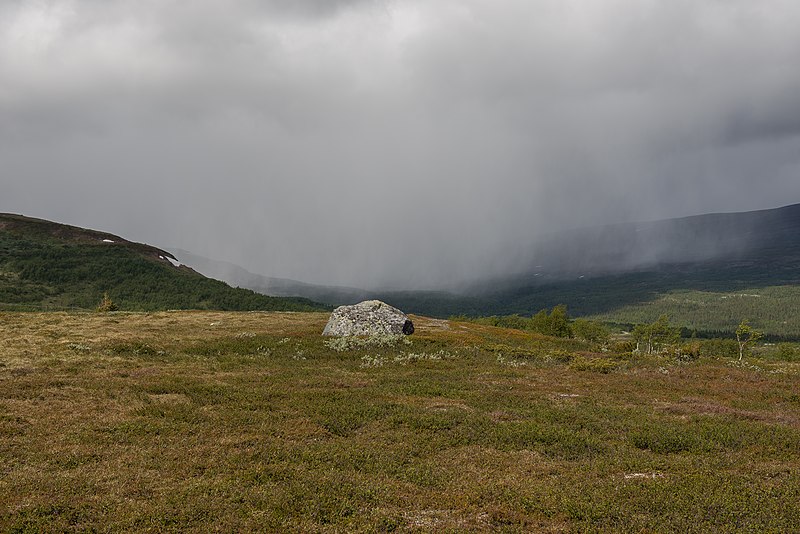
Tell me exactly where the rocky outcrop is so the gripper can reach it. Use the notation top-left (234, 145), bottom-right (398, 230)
top-left (322, 300), bottom-right (414, 336)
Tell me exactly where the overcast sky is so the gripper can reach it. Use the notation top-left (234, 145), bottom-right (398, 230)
top-left (2, 0), bottom-right (799, 288)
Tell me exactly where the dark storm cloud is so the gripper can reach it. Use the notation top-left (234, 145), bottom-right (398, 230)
top-left (2, 0), bottom-right (799, 288)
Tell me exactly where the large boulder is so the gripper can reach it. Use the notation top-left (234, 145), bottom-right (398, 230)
top-left (322, 300), bottom-right (414, 336)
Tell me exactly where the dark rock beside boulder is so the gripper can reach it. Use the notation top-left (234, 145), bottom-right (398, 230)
top-left (322, 300), bottom-right (414, 336)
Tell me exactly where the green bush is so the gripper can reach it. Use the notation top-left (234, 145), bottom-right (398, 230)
top-left (530, 305), bottom-right (572, 337)
top-left (610, 340), bottom-right (636, 353)
top-left (698, 338), bottom-right (738, 359)
top-left (678, 340), bottom-right (701, 361)
top-left (569, 356), bottom-right (616, 373)
top-left (96, 292), bottom-right (118, 312)
top-left (774, 343), bottom-right (800, 362)
top-left (571, 319), bottom-right (610, 343)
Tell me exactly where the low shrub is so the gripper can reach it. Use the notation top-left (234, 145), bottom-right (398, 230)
top-left (324, 334), bottom-right (411, 352)
top-left (569, 356), bottom-right (617, 373)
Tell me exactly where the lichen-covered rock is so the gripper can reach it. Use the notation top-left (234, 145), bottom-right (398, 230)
top-left (322, 300), bottom-right (414, 337)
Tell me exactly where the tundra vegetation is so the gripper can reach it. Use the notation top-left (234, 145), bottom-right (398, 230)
top-left (2, 311), bottom-right (799, 532)
top-left (0, 216), bottom-right (324, 312)
top-left (2, 213), bottom-right (799, 338)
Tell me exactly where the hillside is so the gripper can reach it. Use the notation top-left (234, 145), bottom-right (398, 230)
top-left (515, 202), bottom-right (800, 277)
top-left (0, 214), bottom-right (326, 312)
top-left (475, 203), bottom-right (800, 336)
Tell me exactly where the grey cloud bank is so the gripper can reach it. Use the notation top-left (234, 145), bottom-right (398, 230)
top-left (2, 0), bottom-right (799, 288)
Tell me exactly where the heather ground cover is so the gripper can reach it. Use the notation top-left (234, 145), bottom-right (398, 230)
top-left (2, 311), bottom-right (799, 532)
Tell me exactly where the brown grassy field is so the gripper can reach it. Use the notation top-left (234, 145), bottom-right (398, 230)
top-left (2, 311), bottom-right (799, 532)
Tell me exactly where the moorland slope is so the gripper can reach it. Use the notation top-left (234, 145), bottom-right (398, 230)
top-left (0, 213), bottom-right (326, 312)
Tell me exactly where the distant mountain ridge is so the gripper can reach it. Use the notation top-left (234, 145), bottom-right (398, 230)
top-left (461, 202), bottom-right (800, 336)
top-left (5, 203), bottom-right (795, 334)
top-left (169, 249), bottom-right (373, 303)
top-left (179, 202), bottom-right (800, 300)
top-left (517, 202), bottom-right (800, 278)
top-left (173, 203), bottom-right (800, 336)
top-left (0, 213), bottom-right (326, 312)
top-left (458, 202), bottom-right (800, 294)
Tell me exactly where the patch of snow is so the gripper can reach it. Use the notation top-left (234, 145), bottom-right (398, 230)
top-left (557, 393), bottom-right (580, 398)
top-left (101, 239), bottom-right (114, 243)
top-left (159, 255), bottom-right (182, 267)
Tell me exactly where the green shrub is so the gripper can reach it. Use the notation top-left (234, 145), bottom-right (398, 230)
top-left (569, 356), bottom-right (616, 373)
top-left (485, 344), bottom-right (540, 360)
top-left (610, 340), bottom-right (636, 353)
top-left (530, 305), bottom-right (572, 337)
top-left (96, 292), bottom-right (118, 312)
top-left (699, 338), bottom-right (738, 359)
top-left (767, 343), bottom-right (800, 362)
top-left (323, 334), bottom-right (411, 352)
top-left (678, 340), bottom-right (701, 361)
top-left (572, 319), bottom-right (610, 343)
top-left (631, 427), bottom-right (698, 454)
top-left (548, 350), bottom-right (574, 363)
